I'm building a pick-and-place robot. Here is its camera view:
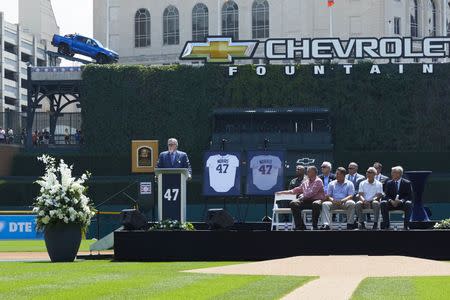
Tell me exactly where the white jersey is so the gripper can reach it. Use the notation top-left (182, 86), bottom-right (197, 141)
top-left (206, 154), bottom-right (239, 193)
top-left (250, 155), bottom-right (283, 191)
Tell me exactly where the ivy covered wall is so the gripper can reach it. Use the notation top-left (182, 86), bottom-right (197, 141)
top-left (80, 63), bottom-right (450, 170)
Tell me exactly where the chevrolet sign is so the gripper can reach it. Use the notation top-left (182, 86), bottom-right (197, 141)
top-left (180, 37), bottom-right (258, 63)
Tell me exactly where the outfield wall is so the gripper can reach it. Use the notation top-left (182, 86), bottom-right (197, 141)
top-left (2, 63), bottom-right (450, 229)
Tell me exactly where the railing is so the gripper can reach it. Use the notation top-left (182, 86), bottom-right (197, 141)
top-left (0, 111), bottom-right (82, 145)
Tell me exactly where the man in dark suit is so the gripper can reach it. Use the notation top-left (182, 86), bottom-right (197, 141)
top-left (157, 138), bottom-right (192, 179)
top-left (373, 162), bottom-right (389, 184)
top-left (319, 161), bottom-right (336, 194)
top-left (381, 166), bottom-right (413, 230)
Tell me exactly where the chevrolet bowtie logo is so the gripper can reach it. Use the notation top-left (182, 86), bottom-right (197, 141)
top-left (296, 158), bottom-right (316, 166)
top-left (180, 37), bottom-right (259, 63)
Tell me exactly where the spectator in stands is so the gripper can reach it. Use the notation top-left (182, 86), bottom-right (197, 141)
top-left (38, 130), bottom-right (43, 145)
top-left (373, 162), bottom-right (389, 184)
top-left (43, 129), bottom-right (50, 145)
top-left (356, 167), bottom-right (383, 230)
top-left (0, 127), bottom-right (5, 143)
top-left (321, 167), bottom-right (356, 230)
top-left (75, 130), bottom-right (80, 144)
top-left (32, 131), bottom-right (38, 146)
top-left (276, 166), bottom-right (325, 230)
top-left (64, 128), bottom-right (70, 144)
top-left (319, 161), bottom-right (336, 194)
top-left (381, 166), bottom-right (413, 230)
top-left (21, 128), bottom-right (26, 145)
top-left (288, 165), bottom-right (308, 190)
top-left (346, 162), bottom-right (365, 194)
top-left (79, 130), bottom-right (84, 144)
top-left (7, 128), bottom-right (14, 144)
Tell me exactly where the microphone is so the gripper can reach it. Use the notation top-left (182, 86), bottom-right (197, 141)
top-left (264, 138), bottom-right (270, 150)
top-left (221, 138), bottom-right (228, 151)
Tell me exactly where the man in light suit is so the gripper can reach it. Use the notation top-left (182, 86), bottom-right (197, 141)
top-left (346, 162), bottom-right (365, 194)
top-left (157, 138), bottom-right (192, 179)
top-left (319, 161), bottom-right (336, 194)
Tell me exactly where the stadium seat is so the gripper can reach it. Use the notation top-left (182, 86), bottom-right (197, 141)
top-left (271, 194), bottom-right (296, 231)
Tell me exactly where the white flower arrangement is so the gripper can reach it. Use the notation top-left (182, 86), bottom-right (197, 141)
top-left (32, 155), bottom-right (96, 232)
top-left (149, 219), bottom-right (195, 231)
top-left (434, 218), bottom-right (450, 229)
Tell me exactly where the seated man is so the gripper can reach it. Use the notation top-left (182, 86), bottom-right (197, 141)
top-left (319, 161), bottom-right (336, 194)
top-left (288, 165), bottom-right (308, 190)
top-left (346, 162), bottom-right (365, 195)
top-left (321, 167), bottom-right (356, 230)
top-left (276, 166), bottom-right (325, 230)
top-left (373, 162), bottom-right (389, 184)
top-left (381, 166), bottom-right (413, 230)
top-left (355, 167), bottom-right (383, 230)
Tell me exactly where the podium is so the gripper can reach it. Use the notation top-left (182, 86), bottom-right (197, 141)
top-left (155, 168), bottom-right (189, 222)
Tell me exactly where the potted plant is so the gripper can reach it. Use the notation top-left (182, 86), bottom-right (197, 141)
top-left (149, 219), bottom-right (195, 231)
top-left (434, 218), bottom-right (450, 230)
top-left (32, 155), bottom-right (96, 262)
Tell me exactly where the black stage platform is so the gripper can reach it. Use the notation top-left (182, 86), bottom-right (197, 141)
top-left (114, 228), bottom-right (450, 261)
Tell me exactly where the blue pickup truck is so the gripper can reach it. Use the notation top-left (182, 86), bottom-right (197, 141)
top-left (51, 34), bottom-right (119, 64)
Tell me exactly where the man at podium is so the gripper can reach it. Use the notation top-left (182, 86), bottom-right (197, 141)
top-left (157, 138), bottom-right (192, 179)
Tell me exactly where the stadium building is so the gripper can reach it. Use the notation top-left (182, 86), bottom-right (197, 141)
top-left (94, 0), bottom-right (450, 65)
top-left (0, 0), bottom-right (59, 116)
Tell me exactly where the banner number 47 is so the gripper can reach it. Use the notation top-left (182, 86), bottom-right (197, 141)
top-left (164, 188), bottom-right (179, 201)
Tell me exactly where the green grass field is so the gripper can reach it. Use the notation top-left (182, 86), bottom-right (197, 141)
top-left (2, 241), bottom-right (450, 299)
top-left (0, 260), bottom-right (313, 299)
top-left (0, 239), bottom-right (95, 252)
top-left (351, 276), bottom-right (450, 300)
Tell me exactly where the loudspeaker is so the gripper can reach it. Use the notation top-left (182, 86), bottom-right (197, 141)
top-left (205, 208), bottom-right (234, 230)
top-left (120, 209), bottom-right (148, 230)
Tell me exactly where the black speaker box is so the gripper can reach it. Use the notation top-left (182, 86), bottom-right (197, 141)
top-left (205, 208), bottom-right (235, 230)
top-left (120, 209), bottom-right (148, 230)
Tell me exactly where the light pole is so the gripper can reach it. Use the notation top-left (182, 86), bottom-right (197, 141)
top-left (217, 0), bottom-right (222, 35)
top-left (106, 0), bottom-right (110, 48)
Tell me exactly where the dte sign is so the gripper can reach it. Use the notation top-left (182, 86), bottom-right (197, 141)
top-left (0, 215), bottom-right (42, 240)
top-left (9, 222), bottom-right (32, 233)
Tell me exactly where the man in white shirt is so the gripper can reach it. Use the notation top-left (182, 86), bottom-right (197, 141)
top-left (356, 167), bottom-right (383, 230)
top-left (0, 127), bottom-right (5, 143)
top-left (7, 128), bottom-right (13, 144)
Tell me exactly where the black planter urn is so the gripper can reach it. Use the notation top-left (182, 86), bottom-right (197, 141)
top-left (44, 222), bottom-right (82, 262)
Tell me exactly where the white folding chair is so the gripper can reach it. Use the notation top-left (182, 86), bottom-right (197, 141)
top-left (388, 210), bottom-right (405, 229)
top-left (271, 194), bottom-right (296, 231)
top-left (331, 209), bottom-right (347, 230)
top-left (301, 209), bottom-right (313, 227)
top-left (362, 208), bottom-right (379, 227)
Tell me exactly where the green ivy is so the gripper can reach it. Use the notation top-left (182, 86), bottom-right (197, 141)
top-left (81, 63), bottom-right (450, 170)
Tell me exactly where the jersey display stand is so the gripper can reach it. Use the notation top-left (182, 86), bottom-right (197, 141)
top-left (203, 151), bottom-right (241, 196)
top-left (247, 148), bottom-right (285, 222)
top-left (246, 151), bottom-right (285, 195)
top-left (155, 168), bottom-right (189, 222)
top-left (202, 149), bottom-right (242, 222)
